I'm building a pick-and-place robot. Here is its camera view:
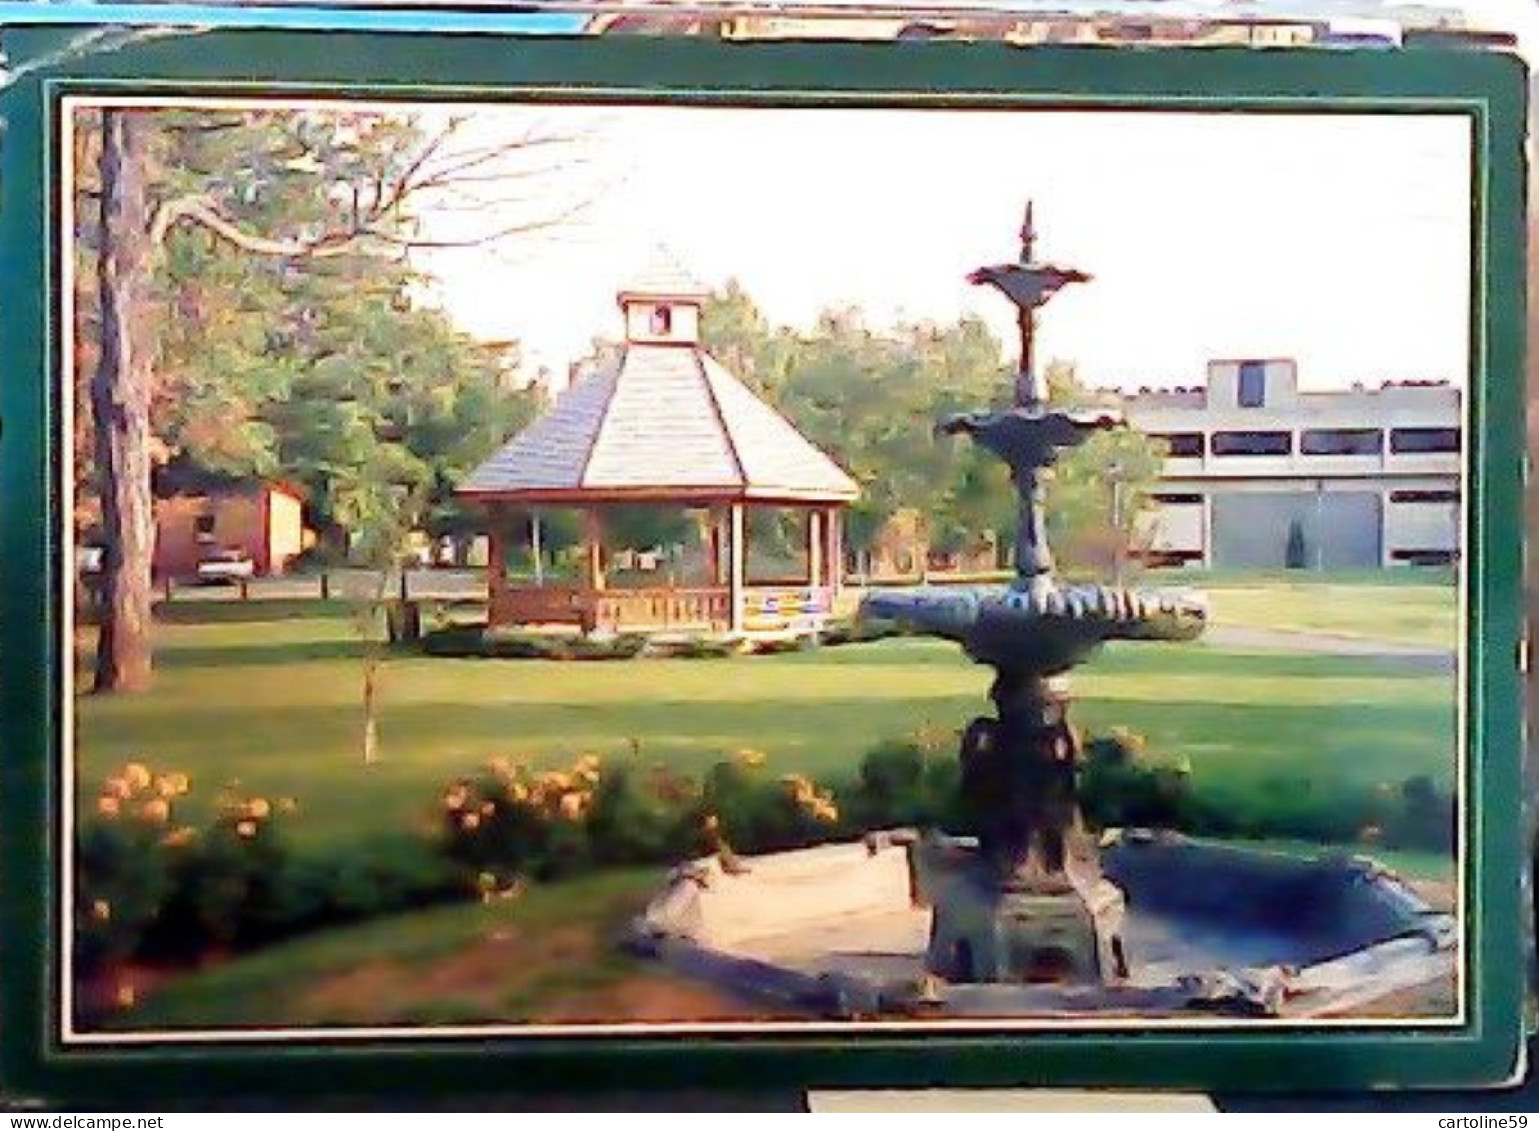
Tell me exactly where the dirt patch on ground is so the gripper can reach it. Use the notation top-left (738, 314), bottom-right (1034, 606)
top-left (1405, 878), bottom-right (1456, 913)
top-left (1323, 977), bottom-right (1459, 1019)
top-left (300, 960), bottom-right (423, 1023)
top-left (515, 973), bottom-right (804, 1025)
top-left (297, 919), bottom-right (796, 1026)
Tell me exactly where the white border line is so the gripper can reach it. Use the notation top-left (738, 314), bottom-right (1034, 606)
top-left (57, 90), bottom-right (1475, 1046)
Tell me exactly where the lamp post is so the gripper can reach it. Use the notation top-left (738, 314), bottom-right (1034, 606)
top-left (1314, 480), bottom-right (1326, 573)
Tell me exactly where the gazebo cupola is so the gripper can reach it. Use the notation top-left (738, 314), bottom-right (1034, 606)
top-left (457, 248), bottom-right (859, 638)
top-left (618, 248), bottom-right (707, 347)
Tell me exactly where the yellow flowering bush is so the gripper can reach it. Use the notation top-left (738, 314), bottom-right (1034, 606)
top-left (441, 754), bottom-right (607, 885)
top-left (438, 749), bottom-right (852, 883)
top-left (75, 761), bottom-right (199, 979)
top-left (160, 783), bottom-right (297, 951)
top-left (781, 774), bottom-right (840, 826)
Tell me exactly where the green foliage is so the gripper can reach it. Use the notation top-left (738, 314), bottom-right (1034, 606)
top-left (75, 108), bottom-right (550, 553)
top-left (77, 763), bottom-right (464, 983)
top-left (1079, 728), bottom-right (1197, 831)
top-left (847, 726), bottom-right (960, 828)
top-left (436, 750), bottom-right (846, 885)
top-left (585, 766), bottom-right (698, 866)
top-left (1382, 774), bottom-right (1457, 854)
top-left (1073, 730), bottom-right (1454, 855)
top-left (74, 763), bottom-right (190, 974)
top-left (153, 786), bottom-right (294, 954)
top-left (439, 757), bottom-right (602, 885)
top-left (697, 292), bottom-right (1162, 574)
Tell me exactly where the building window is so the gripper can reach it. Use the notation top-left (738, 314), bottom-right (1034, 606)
top-left (1151, 492), bottom-right (1204, 505)
top-left (1300, 428), bottom-right (1383, 456)
top-left (1390, 489), bottom-right (1459, 504)
top-left (1237, 361), bottom-right (1267, 408)
top-left (649, 305), bottom-right (673, 336)
top-left (1211, 430), bottom-right (1292, 456)
top-left (1390, 548), bottom-right (1458, 566)
top-left (1390, 427), bottom-right (1460, 454)
top-left (1153, 432), bottom-right (1204, 458)
top-left (193, 513), bottom-right (216, 543)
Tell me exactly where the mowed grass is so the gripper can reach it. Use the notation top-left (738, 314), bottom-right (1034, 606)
top-left (116, 868), bottom-right (670, 1030)
top-left (75, 611), bottom-right (1459, 853)
top-left (1204, 584), bottom-right (1457, 647)
top-left (1144, 568), bottom-right (1458, 647)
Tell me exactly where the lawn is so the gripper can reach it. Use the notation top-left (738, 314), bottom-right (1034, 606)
top-left (117, 838), bottom-right (1455, 1032)
top-left (75, 582), bottom-right (1462, 1031)
top-left (1199, 583), bottom-right (1457, 647)
top-left (113, 868), bottom-right (693, 1030)
top-left (76, 607), bottom-right (1460, 854)
top-left (1138, 568), bottom-right (1458, 647)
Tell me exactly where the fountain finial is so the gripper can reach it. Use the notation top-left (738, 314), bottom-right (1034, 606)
top-left (1019, 199), bottom-right (1036, 262)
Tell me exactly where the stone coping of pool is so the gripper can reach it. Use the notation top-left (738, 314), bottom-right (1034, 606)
top-left (622, 832), bottom-right (1456, 1020)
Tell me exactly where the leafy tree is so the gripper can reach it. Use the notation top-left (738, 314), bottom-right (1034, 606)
top-left (79, 106), bottom-right (581, 691)
top-left (697, 292), bottom-right (1161, 578)
top-left (1038, 361), bottom-right (1164, 578)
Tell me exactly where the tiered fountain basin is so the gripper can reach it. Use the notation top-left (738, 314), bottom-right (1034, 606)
top-left (859, 582), bottom-right (1208, 671)
top-left (625, 830), bottom-right (1456, 1020)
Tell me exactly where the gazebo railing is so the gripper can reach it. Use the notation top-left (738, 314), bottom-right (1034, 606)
top-left (491, 585), bottom-right (589, 627)
top-left (490, 583), bottom-right (836, 634)
top-left (593, 587), bottom-right (731, 630)
top-left (492, 584), bottom-right (732, 631)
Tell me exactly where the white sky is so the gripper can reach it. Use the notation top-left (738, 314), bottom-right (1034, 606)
top-left (416, 101), bottom-right (1475, 394)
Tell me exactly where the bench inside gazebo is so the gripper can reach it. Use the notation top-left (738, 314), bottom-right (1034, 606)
top-left (456, 251), bottom-right (859, 638)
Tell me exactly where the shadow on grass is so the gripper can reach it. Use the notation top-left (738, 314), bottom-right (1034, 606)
top-left (153, 600), bottom-right (361, 625)
top-left (150, 639), bottom-right (373, 668)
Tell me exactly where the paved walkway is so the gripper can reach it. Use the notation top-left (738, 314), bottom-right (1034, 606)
top-left (1202, 626), bottom-right (1455, 672)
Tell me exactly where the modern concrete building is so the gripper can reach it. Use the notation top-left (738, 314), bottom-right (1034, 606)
top-left (1123, 359), bottom-right (1461, 570)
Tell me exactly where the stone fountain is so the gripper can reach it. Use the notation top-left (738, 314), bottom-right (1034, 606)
top-left (625, 206), bottom-right (1457, 1021)
top-left (859, 201), bottom-right (1206, 988)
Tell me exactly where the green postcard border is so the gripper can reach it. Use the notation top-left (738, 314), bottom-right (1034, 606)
top-left (0, 26), bottom-right (1527, 1099)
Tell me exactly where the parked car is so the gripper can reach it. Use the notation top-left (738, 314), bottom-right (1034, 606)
top-left (195, 548), bottom-right (256, 585)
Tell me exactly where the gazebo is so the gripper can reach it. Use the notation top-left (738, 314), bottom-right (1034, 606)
top-left (456, 252), bottom-right (859, 637)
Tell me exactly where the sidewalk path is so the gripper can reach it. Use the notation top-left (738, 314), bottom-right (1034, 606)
top-left (1202, 626), bottom-right (1455, 672)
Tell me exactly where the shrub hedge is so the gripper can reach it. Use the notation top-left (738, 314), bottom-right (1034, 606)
top-left (77, 726), bottom-right (1455, 1003)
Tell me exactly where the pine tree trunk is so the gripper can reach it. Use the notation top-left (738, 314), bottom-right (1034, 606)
top-left (91, 110), bottom-right (156, 694)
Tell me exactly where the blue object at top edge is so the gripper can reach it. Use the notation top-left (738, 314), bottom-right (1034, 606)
top-left (0, 2), bottom-right (588, 34)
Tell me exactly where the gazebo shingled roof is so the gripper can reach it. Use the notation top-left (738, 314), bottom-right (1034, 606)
top-left (457, 344), bottom-right (859, 503)
top-left (457, 249), bottom-right (856, 637)
top-left (615, 245), bottom-right (712, 304)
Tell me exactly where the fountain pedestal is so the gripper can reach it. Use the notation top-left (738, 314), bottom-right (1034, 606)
top-left (914, 668), bottom-right (1130, 984)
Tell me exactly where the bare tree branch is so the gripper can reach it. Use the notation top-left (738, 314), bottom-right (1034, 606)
top-left (151, 195), bottom-right (376, 259)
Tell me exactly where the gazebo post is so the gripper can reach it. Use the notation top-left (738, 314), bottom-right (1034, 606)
top-left (530, 508), bottom-right (545, 586)
top-left (581, 507), bottom-right (606, 634)
top-left (699, 506), bottom-right (722, 586)
top-left (582, 507), bottom-right (606, 591)
top-left (486, 507), bottom-right (509, 627)
top-left (807, 508), bottom-right (823, 589)
top-left (826, 506), bottom-right (843, 593)
top-left (729, 502), bottom-right (745, 635)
